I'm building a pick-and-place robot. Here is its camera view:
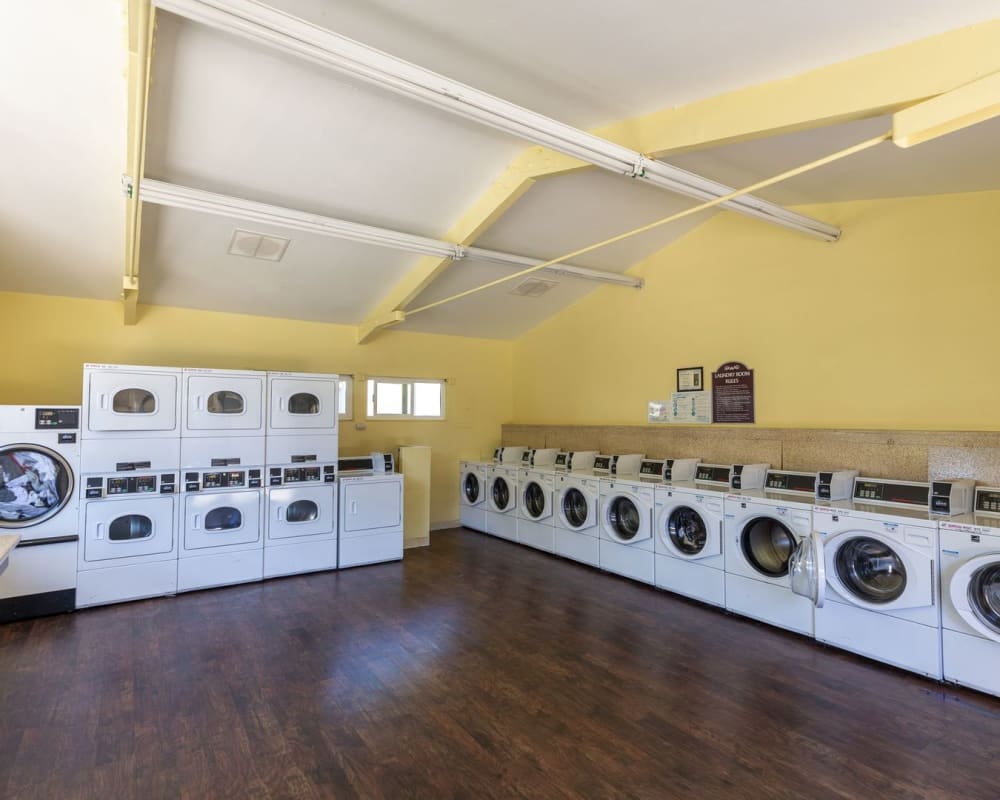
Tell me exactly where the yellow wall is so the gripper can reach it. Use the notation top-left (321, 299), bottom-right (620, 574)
top-left (513, 189), bottom-right (1000, 432)
top-left (0, 292), bottom-right (512, 524)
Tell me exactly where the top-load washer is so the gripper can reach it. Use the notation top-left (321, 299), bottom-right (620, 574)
top-left (598, 455), bottom-right (654, 584)
top-left (181, 368), bottom-right (266, 468)
top-left (265, 371), bottom-right (339, 465)
top-left (725, 469), bottom-right (855, 635)
top-left (939, 486), bottom-right (1000, 697)
top-left (82, 363), bottom-right (182, 472)
top-left (0, 406), bottom-right (81, 621)
top-left (459, 459), bottom-right (489, 533)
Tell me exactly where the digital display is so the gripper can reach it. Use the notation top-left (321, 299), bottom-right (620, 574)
top-left (639, 460), bottom-right (664, 477)
top-left (284, 467), bottom-right (322, 483)
top-left (766, 472), bottom-right (816, 494)
top-left (555, 454), bottom-right (568, 467)
top-left (106, 475), bottom-right (158, 494)
top-left (339, 458), bottom-right (374, 473)
top-left (853, 480), bottom-right (928, 506)
top-left (202, 471), bottom-right (245, 489)
top-left (593, 457), bottom-right (612, 471)
top-left (696, 465), bottom-right (731, 484)
top-left (35, 408), bottom-right (79, 430)
top-left (976, 489), bottom-right (1000, 513)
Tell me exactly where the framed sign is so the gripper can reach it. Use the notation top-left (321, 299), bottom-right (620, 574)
top-left (711, 361), bottom-right (755, 423)
top-left (676, 366), bottom-right (703, 393)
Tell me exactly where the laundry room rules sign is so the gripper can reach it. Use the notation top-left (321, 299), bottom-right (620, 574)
top-left (712, 362), bottom-right (755, 423)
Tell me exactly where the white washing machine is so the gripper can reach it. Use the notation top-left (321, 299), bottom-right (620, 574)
top-left (516, 467), bottom-right (557, 552)
top-left (264, 461), bottom-right (338, 578)
top-left (178, 466), bottom-right (264, 591)
top-left (938, 486), bottom-right (1000, 697)
top-left (77, 469), bottom-right (179, 607)
top-left (599, 468), bottom-right (656, 584)
top-left (81, 363), bottom-right (182, 472)
top-left (181, 367), bottom-right (266, 468)
top-left (265, 371), bottom-right (339, 465)
top-left (554, 469), bottom-right (603, 567)
top-left (0, 406), bottom-right (81, 621)
top-left (794, 478), bottom-right (943, 678)
top-left (338, 456), bottom-right (404, 568)
top-left (459, 460), bottom-right (489, 532)
top-left (486, 463), bottom-right (519, 541)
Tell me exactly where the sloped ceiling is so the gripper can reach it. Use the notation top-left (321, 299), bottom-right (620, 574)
top-left (2, 1), bottom-right (1000, 339)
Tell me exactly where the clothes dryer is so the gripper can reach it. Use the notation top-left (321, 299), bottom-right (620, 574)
top-left (516, 467), bottom-right (557, 552)
top-left (178, 466), bottom-right (264, 591)
top-left (77, 469), bottom-right (179, 607)
top-left (264, 461), bottom-right (337, 578)
top-left (265, 371), bottom-right (339, 465)
top-left (181, 368), bottom-right (265, 468)
top-left (338, 456), bottom-right (404, 568)
top-left (459, 460), bottom-right (489, 532)
top-left (793, 478), bottom-right (942, 678)
top-left (938, 487), bottom-right (1000, 697)
top-left (0, 406), bottom-right (81, 621)
top-left (486, 463), bottom-right (519, 541)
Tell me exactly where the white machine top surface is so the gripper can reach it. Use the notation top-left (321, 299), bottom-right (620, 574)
top-left (727, 489), bottom-right (816, 509)
top-left (941, 513), bottom-right (1000, 533)
top-left (816, 500), bottom-right (940, 524)
top-left (660, 479), bottom-right (730, 495)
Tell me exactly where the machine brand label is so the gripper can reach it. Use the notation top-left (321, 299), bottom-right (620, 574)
top-left (971, 534), bottom-right (981, 542)
top-left (58, 433), bottom-right (76, 444)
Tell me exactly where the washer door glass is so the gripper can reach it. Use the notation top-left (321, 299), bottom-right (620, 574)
top-left (608, 496), bottom-right (641, 541)
top-left (741, 517), bottom-right (796, 577)
top-left (667, 506), bottom-right (707, 555)
top-left (524, 482), bottom-right (546, 518)
top-left (492, 477), bottom-right (510, 510)
top-left (835, 537), bottom-right (907, 603)
top-left (0, 446), bottom-right (74, 529)
top-left (968, 563), bottom-right (1000, 634)
top-left (563, 488), bottom-right (589, 528)
top-left (464, 473), bottom-right (480, 503)
top-left (207, 390), bottom-right (245, 414)
top-left (113, 388), bottom-right (156, 414)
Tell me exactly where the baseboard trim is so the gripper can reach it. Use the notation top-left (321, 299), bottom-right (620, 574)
top-left (430, 519), bottom-right (460, 531)
top-left (404, 537), bottom-right (430, 549)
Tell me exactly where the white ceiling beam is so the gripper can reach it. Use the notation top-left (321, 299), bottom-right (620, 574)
top-left (139, 179), bottom-right (644, 288)
top-left (150, 0), bottom-right (840, 242)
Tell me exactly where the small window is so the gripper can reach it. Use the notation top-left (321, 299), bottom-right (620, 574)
top-left (113, 388), bottom-right (156, 414)
top-left (207, 390), bottom-right (244, 415)
top-left (109, 514), bottom-right (153, 541)
top-left (288, 393), bottom-right (320, 415)
top-left (287, 500), bottom-right (319, 523)
top-left (366, 377), bottom-right (445, 419)
top-left (205, 507), bottom-right (243, 531)
top-left (337, 377), bottom-right (353, 420)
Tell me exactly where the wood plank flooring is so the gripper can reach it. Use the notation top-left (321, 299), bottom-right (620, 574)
top-left (1, 529), bottom-right (999, 799)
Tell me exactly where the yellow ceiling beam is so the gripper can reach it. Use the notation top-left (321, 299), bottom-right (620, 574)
top-left (893, 69), bottom-right (1000, 147)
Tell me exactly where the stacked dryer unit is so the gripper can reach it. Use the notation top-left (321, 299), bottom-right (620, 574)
top-left (178, 368), bottom-right (267, 591)
top-left (264, 372), bottom-right (340, 578)
top-left (78, 364), bottom-right (182, 607)
top-left (516, 449), bottom-right (559, 552)
top-left (338, 452), bottom-right (404, 568)
top-left (485, 447), bottom-right (527, 542)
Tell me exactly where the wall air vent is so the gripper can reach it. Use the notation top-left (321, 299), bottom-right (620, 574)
top-left (227, 229), bottom-right (290, 261)
top-left (509, 277), bottom-right (558, 297)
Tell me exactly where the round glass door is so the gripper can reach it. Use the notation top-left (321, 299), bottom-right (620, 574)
top-left (562, 488), bottom-right (589, 528)
top-left (492, 477), bottom-right (510, 510)
top-left (608, 496), bottom-right (641, 541)
top-left (835, 537), bottom-right (907, 603)
top-left (464, 473), bottom-right (480, 503)
top-left (524, 482), bottom-right (546, 519)
top-left (0, 445), bottom-right (74, 529)
top-left (968, 563), bottom-right (1000, 635)
top-left (667, 506), bottom-right (707, 555)
top-left (741, 517), bottom-right (796, 577)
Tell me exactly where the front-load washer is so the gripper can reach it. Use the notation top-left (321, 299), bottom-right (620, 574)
top-left (599, 471), bottom-right (656, 584)
top-left (77, 469), bottom-right (179, 607)
top-left (554, 469), bottom-right (602, 566)
top-left (794, 477), bottom-right (942, 678)
top-left (181, 368), bottom-right (266, 468)
top-left (178, 466), bottom-right (264, 591)
top-left (338, 456), bottom-right (404, 568)
top-left (724, 470), bottom-right (826, 635)
top-left (486, 463), bottom-right (519, 542)
top-left (516, 467), bottom-right (557, 552)
top-left (264, 461), bottom-right (338, 578)
top-left (82, 363), bottom-right (182, 472)
top-left (0, 406), bottom-right (81, 621)
top-left (459, 460), bottom-right (489, 532)
top-left (265, 371), bottom-right (339, 466)
top-left (938, 486), bottom-right (1000, 697)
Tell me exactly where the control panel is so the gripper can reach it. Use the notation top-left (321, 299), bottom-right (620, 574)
top-left (853, 478), bottom-right (929, 508)
top-left (610, 454), bottom-right (643, 476)
top-left (35, 407), bottom-right (80, 430)
top-left (816, 470), bottom-right (858, 501)
top-left (730, 464), bottom-right (769, 491)
top-left (639, 459), bottom-right (665, 478)
top-left (695, 464), bottom-right (732, 486)
top-left (184, 469), bottom-right (261, 492)
top-left (930, 479), bottom-right (975, 516)
top-left (269, 465), bottom-right (335, 485)
top-left (663, 458), bottom-right (699, 482)
top-left (975, 487), bottom-right (1000, 515)
top-left (85, 472), bottom-right (177, 499)
top-left (593, 456), bottom-right (613, 473)
top-left (765, 470), bottom-right (817, 495)
top-left (553, 452), bottom-right (569, 469)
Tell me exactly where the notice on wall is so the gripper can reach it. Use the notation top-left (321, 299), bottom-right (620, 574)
top-left (649, 392), bottom-right (712, 424)
top-left (711, 362), bottom-right (755, 423)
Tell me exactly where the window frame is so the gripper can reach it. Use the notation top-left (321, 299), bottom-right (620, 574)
top-left (366, 376), bottom-right (446, 420)
top-left (337, 376), bottom-right (354, 420)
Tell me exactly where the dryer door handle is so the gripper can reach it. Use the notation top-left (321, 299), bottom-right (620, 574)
top-left (195, 394), bottom-right (203, 412)
top-left (95, 523), bottom-right (104, 540)
top-left (98, 393), bottom-right (108, 410)
top-left (191, 514), bottom-right (200, 530)
top-left (274, 505), bottom-right (284, 521)
top-left (351, 500), bottom-right (358, 515)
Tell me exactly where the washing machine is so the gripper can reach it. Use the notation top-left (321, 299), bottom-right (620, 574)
top-left (723, 469), bottom-right (853, 635)
top-left (178, 466), bottom-right (264, 591)
top-left (459, 460), bottom-right (489, 532)
top-left (338, 455), bottom-right (404, 568)
top-left (81, 363), bottom-right (182, 472)
top-left (264, 460), bottom-right (338, 578)
top-left (265, 371), bottom-right (339, 466)
top-left (794, 477), bottom-right (943, 678)
top-left (939, 487), bottom-right (1000, 697)
top-left (0, 406), bottom-right (81, 621)
top-left (486, 462), bottom-right (519, 541)
top-left (181, 367), bottom-right (266, 468)
top-left (554, 468), bottom-right (603, 567)
top-left (77, 469), bottom-right (179, 607)
top-left (516, 466), bottom-right (557, 552)
top-left (599, 458), bottom-right (656, 584)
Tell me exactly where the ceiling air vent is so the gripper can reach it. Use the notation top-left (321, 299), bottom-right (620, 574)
top-left (227, 229), bottom-right (290, 261)
top-left (509, 277), bottom-right (558, 297)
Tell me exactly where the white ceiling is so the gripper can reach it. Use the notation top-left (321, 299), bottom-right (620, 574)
top-left (3, 1), bottom-right (1000, 339)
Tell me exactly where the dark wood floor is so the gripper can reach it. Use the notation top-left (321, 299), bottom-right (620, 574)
top-left (2, 530), bottom-right (999, 799)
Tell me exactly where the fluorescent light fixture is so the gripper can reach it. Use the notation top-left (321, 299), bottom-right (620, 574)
top-left (139, 179), bottom-right (642, 288)
top-left (893, 71), bottom-right (1000, 148)
top-left (151, 0), bottom-right (840, 242)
